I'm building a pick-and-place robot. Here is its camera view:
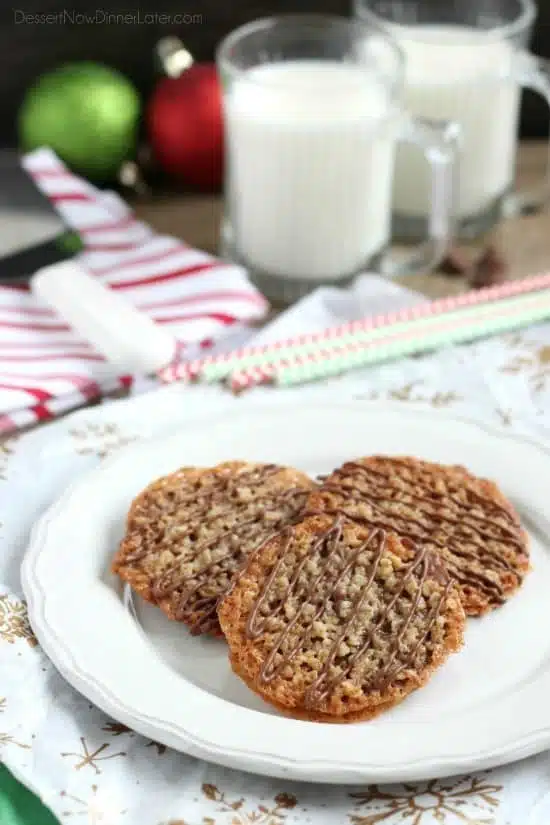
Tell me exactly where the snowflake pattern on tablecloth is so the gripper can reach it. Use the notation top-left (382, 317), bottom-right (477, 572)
top-left (0, 731), bottom-right (29, 750)
top-left (101, 722), bottom-right (133, 737)
top-left (355, 381), bottom-right (462, 409)
top-left (61, 737), bottom-right (126, 776)
top-left (194, 784), bottom-right (298, 825)
top-left (0, 437), bottom-right (16, 480)
top-left (349, 776), bottom-right (502, 825)
top-left (500, 339), bottom-right (550, 395)
top-left (0, 699), bottom-right (29, 751)
top-left (69, 422), bottom-right (140, 459)
top-left (101, 721), bottom-right (166, 755)
top-left (0, 594), bottom-right (37, 646)
top-left (60, 784), bottom-right (127, 823)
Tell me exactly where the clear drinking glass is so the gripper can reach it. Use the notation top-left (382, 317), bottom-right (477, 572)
top-left (355, 0), bottom-right (550, 240)
top-left (216, 15), bottom-right (455, 304)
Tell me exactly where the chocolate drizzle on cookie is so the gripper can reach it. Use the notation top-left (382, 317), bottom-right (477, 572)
top-left (246, 516), bottom-right (452, 710)
top-left (310, 459), bottom-right (528, 612)
top-left (123, 465), bottom-right (282, 567)
top-left (115, 462), bottom-right (314, 635)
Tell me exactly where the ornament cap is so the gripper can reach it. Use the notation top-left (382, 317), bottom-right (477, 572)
top-left (118, 160), bottom-right (150, 198)
top-left (156, 37), bottom-right (194, 78)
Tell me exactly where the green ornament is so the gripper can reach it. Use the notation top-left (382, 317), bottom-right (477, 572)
top-left (18, 62), bottom-right (141, 181)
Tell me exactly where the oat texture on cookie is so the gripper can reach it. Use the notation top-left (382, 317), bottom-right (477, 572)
top-left (112, 462), bottom-right (315, 636)
top-left (218, 514), bottom-right (465, 721)
top-left (307, 457), bottom-right (529, 616)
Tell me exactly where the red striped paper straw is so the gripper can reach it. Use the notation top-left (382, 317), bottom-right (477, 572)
top-left (228, 289), bottom-right (550, 392)
top-left (159, 271), bottom-right (550, 385)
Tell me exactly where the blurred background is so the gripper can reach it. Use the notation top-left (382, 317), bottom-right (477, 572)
top-left (0, 0), bottom-right (549, 151)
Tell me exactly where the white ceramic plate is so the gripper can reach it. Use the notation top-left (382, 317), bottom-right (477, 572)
top-left (22, 402), bottom-right (550, 784)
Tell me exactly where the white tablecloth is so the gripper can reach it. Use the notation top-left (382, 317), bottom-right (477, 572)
top-left (1, 275), bottom-right (549, 824)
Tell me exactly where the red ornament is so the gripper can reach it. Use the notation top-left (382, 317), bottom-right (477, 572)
top-left (147, 62), bottom-right (224, 191)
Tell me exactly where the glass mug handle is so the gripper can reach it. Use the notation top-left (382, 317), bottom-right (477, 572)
top-left (380, 116), bottom-right (458, 278)
top-left (505, 54), bottom-right (550, 217)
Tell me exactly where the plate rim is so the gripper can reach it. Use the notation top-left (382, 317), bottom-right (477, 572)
top-left (21, 400), bottom-right (550, 783)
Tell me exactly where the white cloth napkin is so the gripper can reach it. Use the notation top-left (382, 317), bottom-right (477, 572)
top-left (249, 274), bottom-right (428, 347)
top-left (1, 275), bottom-right (550, 825)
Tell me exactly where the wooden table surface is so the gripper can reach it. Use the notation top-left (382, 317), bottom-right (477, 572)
top-left (133, 141), bottom-right (550, 302)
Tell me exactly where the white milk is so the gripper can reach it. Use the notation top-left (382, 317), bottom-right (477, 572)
top-left (224, 61), bottom-right (399, 281)
top-left (391, 25), bottom-right (520, 220)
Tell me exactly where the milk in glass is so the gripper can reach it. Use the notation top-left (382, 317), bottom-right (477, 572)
top-left (224, 61), bottom-right (399, 281)
top-left (392, 25), bottom-right (520, 219)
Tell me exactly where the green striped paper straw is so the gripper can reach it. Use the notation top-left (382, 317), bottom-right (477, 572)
top-left (229, 289), bottom-right (550, 391)
top-left (158, 272), bottom-right (550, 385)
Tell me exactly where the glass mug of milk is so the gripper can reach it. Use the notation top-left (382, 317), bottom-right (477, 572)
top-left (216, 15), bottom-right (455, 304)
top-left (355, 0), bottom-right (550, 239)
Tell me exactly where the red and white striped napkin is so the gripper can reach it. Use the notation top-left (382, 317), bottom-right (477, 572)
top-left (0, 149), bottom-right (268, 434)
